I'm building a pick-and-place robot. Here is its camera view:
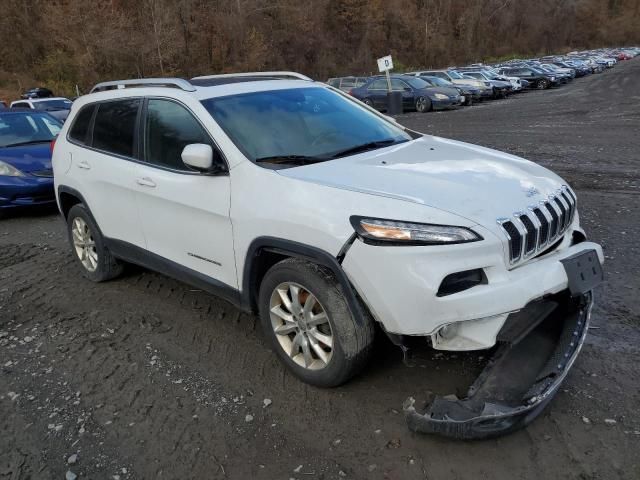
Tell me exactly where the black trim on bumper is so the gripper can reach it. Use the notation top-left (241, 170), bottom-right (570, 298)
top-left (403, 292), bottom-right (593, 439)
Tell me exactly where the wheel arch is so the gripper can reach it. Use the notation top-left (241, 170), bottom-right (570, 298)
top-left (57, 185), bottom-right (88, 219)
top-left (242, 237), bottom-right (366, 326)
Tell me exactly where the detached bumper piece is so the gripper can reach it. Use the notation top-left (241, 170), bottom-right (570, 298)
top-left (404, 292), bottom-right (593, 439)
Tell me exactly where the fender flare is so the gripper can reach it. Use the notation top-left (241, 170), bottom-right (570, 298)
top-left (57, 185), bottom-right (90, 217)
top-left (241, 237), bottom-right (365, 326)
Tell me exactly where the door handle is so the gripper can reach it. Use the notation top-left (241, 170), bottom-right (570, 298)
top-left (77, 160), bottom-right (91, 170)
top-left (136, 177), bottom-right (156, 188)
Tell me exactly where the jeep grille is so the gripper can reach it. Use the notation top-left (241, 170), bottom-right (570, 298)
top-left (498, 186), bottom-right (576, 264)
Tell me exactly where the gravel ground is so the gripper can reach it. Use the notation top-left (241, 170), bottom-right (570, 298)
top-left (1, 60), bottom-right (639, 480)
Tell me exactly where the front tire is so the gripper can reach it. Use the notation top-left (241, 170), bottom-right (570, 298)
top-left (259, 258), bottom-right (374, 387)
top-left (66, 204), bottom-right (123, 282)
top-left (415, 96), bottom-right (431, 113)
top-left (537, 79), bottom-right (549, 90)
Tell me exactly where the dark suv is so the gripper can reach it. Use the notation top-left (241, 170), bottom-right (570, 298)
top-left (498, 67), bottom-right (558, 90)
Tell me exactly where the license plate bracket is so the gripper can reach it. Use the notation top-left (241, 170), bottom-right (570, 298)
top-left (561, 249), bottom-right (604, 297)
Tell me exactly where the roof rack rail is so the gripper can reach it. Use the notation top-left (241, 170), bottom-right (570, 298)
top-left (90, 78), bottom-right (196, 94)
top-left (191, 71), bottom-right (312, 81)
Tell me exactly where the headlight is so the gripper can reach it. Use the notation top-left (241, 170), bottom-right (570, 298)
top-left (350, 217), bottom-right (482, 245)
top-left (433, 93), bottom-right (448, 100)
top-left (550, 76), bottom-right (556, 81)
top-left (0, 160), bottom-right (24, 177)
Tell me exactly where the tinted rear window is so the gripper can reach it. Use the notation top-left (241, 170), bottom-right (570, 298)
top-left (92, 99), bottom-right (140, 157)
top-left (68, 105), bottom-right (95, 144)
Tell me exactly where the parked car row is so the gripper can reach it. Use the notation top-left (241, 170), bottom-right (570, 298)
top-left (327, 46), bottom-right (640, 114)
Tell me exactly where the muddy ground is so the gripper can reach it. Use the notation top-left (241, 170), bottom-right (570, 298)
top-left (1, 60), bottom-right (639, 480)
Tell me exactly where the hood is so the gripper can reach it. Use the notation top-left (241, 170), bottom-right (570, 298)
top-left (46, 110), bottom-right (69, 122)
top-left (421, 87), bottom-right (459, 97)
top-left (456, 83), bottom-right (481, 92)
top-left (0, 143), bottom-right (52, 173)
top-left (451, 78), bottom-right (486, 89)
top-left (277, 136), bottom-right (566, 229)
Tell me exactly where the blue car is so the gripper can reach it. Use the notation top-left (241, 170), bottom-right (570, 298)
top-left (0, 111), bottom-right (61, 215)
top-left (350, 75), bottom-right (463, 113)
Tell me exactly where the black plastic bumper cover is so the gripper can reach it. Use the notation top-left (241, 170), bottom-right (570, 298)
top-left (403, 292), bottom-right (593, 439)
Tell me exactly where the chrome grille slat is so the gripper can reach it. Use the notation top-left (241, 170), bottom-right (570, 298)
top-left (532, 208), bottom-right (549, 246)
top-left (545, 201), bottom-right (560, 239)
top-left (554, 196), bottom-right (569, 230)
top-left (498, 186), bottom-right (577, 265)
top-left (518, 214), bottom-right (537, 255)
top-left (560, 191), bottom-right (574, 224)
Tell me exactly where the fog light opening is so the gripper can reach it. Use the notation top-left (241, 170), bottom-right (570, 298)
top-left (438, 323), bottom-right (459, 340)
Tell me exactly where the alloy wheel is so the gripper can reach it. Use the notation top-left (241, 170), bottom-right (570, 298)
top-left (416, 96), bottom-right (428, 112)
top-left (269, 282), bottom-right (334, 370)
top-left (71, 217), bottom-right (98, 272)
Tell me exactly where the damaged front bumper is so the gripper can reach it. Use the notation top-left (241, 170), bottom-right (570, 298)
top-left (404, 291), bottom-right (593, 439)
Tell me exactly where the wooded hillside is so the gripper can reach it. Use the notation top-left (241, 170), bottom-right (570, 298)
top-left (1, 0), bottom-right (638, 96)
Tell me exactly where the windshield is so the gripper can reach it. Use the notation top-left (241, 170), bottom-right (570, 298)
top-left (34, 99), bottom-right (72, 110)
top-left (0, 112), bottom-right (61, 147)
top-left (405, 77), bottom-right (429, 89)
top-left (202, 87), bottom-right (411, 165)
top-left (447, 71), bottom-right (464, 79)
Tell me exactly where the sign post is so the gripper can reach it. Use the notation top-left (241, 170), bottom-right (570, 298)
top-left (376, 55), bottom-right (402, 114)
top-left (377, 55), bottom-right (394, 92)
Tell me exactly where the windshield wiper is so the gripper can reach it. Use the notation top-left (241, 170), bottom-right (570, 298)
top-left (1, 140), bottom-right (52, 148)
top-left (326, 139), bottom-right (405, 159)
top-left (255, 155), bottom-right (325, 165)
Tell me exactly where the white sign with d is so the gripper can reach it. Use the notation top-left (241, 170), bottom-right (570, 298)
top-left (377, 55), bottom-right (394, 72)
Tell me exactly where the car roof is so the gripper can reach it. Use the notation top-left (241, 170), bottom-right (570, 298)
top-left (191, 79), bottom-right (322, 100)
top-left (25, 97), bottom-right (71, 103)
top-left (74, 78), bottom-right (329, 107)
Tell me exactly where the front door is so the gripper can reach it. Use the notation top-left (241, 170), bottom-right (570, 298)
top-left (133, 98), bottom-right (237, 289)
top-left (390, 79), bottom-right (415, 110)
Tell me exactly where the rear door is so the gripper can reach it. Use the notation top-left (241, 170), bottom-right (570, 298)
top-left (133, 98), bottom-right (237, 288)
top-left (67, 99), bottom-right (146, 247)
top-left (366, 79), bottom-right (388, 109)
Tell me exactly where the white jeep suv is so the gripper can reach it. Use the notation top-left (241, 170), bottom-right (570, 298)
top-left (52, 73), bottom-right (604, 438)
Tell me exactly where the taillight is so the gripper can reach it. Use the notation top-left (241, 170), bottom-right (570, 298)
top-left (50, 137), bottom-right (57, 155)
top-left (348, 89), bottom-right (354, 96)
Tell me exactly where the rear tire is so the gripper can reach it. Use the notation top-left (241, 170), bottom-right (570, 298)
top-left (258, 258), bottom-right (374, 387)
top-left (66, 204), bottom-right (123, 282)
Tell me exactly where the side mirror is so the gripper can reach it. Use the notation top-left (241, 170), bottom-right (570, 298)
top-left (404, 87), bottom-right (412, 92)
top-left (182, 143), bottom-right (213, 171)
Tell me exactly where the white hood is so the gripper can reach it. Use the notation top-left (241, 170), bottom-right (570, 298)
top-left (277, 136), bottom-right (567, 229)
